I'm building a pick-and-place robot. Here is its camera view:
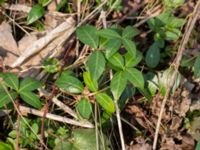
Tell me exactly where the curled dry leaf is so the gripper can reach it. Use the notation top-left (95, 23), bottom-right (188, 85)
top-left (0, 22), bottom-right (19, 66)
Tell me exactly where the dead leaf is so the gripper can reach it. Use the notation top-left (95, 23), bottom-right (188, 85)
top-left (127, 143), bottom-right (152, 150)
top-left (170, 116), bottom-right (182, 131)
top-left (188, 117), bottom-right (200, 140)
top-left (0, 22), bottom-right (19, 66)
top-left (48, 0), bottom-right (61, 12)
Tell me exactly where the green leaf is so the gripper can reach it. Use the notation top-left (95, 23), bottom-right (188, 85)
top-left (111, 71), bottom-right (127, 100)
top-left (56, 0), bottom-right (68, 11)
top-left (138, 88), bottom-right (152, 101)
top-left (105, 39), bottom-right (121, 58)
top-left (95, 93), bottom-right (115, 113)
top-left (0, 91), bottom-right (17, 108)
top-left (122, 39), bottom-right (136, 58)
top-left (54, 141), bottom-right (73, 150)
top-left (125, 68), bottom-right (144, 89)
top-left (76, 25), bottom-right (99, 49)
top-left (145, 43), bottom-right (160, 68)
top-left (83, 72), bottom-right (98, 92)
top-left (196, 138), bottom-right (200, 150)
top-left (3, 73), bottom-right (19, 91)
top-left (27, 4), bottom-right (45, 25)
top-left (43, 58), bottom-right (61, 73)
top-left (125, 50), bottom-right (143, 67)
top-left (108, 53), bottom-right (124, 70)
top-left (122, 26), bottom-right (140, 39)
top-left (164, 0), bottom-right (184, 8)
top-left (97, 28), bottom-right (121, 39)
top-left (56, 72), bottom-right (84, 94)
top-left (145, 72), bottom-right (159, 96)
top-left (38, 0), bottom-right (52, 6)
top-left (156, 11), bottom-right (171, 25)
top-left (20, 91), bottom-right (42, 109)
top-left (165, 30), bottom-right (179, 41)
top-left (87, 51), bottom-right (106, 80)
top-left (168, 18), bottom-right (185, 28)
top-left (194, 54), bottom-right (200, 78)
top-left (19, 77), bottom-right (42, 92)
top-left (0, 141), bottom-right (13, 150)
top-left (77, 98), bottom-right (92, 119)
top-left (73, 129), bottom-right (97, 150)
top-left (118, 85), bottom-right (135, 109)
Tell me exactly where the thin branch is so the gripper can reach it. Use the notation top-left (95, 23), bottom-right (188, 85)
top-left (153, 1), bottom-right (200, 149)
top-left (19, 105), bottom-right (94, 128)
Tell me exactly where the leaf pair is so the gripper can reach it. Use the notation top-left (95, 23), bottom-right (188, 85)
top-left (0, 73), bottom-right (42, 109)
top-left (77, 93), bottom-right (116, 119)
top-left (110, 68), bottom-right (144, 100)
top-left (76, 25), bottom-right (139, 59)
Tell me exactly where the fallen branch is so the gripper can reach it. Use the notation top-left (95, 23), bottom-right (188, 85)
top-left (52, 97), bottom-right (78, 119)
top-left (12, 17), bottom-right (75, 68)
top-left (153, 1), bottom-right (200, 149)
top-left (39, 89), bottom-right (78, 119)
top-left (19, 105), bottom-right (94, 128)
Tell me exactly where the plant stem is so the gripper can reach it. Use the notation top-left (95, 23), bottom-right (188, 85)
top-left (115, 100), bottom-right (125, 150)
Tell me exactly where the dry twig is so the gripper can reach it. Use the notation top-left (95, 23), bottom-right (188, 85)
top-left (19, 105), bottom-right (94, 128)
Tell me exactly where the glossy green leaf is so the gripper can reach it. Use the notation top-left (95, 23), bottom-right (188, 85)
top-left (95, 93), bottom-right (115, 113)
top-left (122, 39), bottom-right (136, 58)
top-left (111, 71), bottom-right (127, 100)
top-left (118, 85), bottom-right (135, 109)
top-left (83, 72), bottom-right (98, 92)
top-left (3, 73), bottom-right (19, 91)
top-left (108, 53), bottom-right (124, 70)
top-left (19, 77), bottom-right (42, 92)
top-left (145, 43), bottom-right (160, 68)
top-left (0, 141), bottom-right (13, 150)
top-left (125, 50), bottom-right (142, 67)
top-left (56, 72), bottom-right (84, 94)
top-left (77, 98), bottom-right (92, 119)
top-left (0, 91), bottom-right (17, 108)
top-left (125, 68), bottom-right (144, 89)
top-left (87, 51), bottom-right (105, 80)
top-left (76, 25), bottom-right (99, 49)
top-left (27, 4), bottom-right (45, 25)
top-left (97, 28), bottom-right (121, 39)
top-left (20, 91), bottom-right (42, 109)
top-left (122, 26), bottom-right (140, 39)
top-left (105, 39), bottom-right (121, 58)
top-left (194, 54), bottom-right (200, 78)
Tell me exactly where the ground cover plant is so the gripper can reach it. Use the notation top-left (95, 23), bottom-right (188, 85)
top-left (0, 0), bottom-right (200, 150)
